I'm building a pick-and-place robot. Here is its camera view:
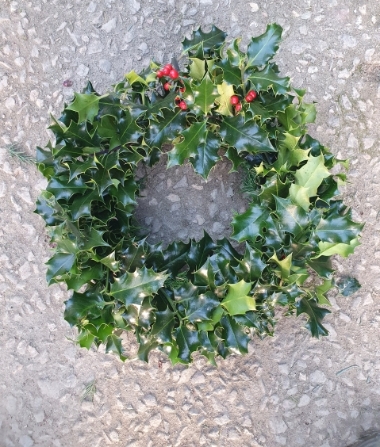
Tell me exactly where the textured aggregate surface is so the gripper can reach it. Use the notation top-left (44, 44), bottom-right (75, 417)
top-left (1, 1), bottom-right (380, 446)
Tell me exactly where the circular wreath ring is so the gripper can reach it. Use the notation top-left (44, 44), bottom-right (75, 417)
top-left (36, 24), bottom-right (362, 365)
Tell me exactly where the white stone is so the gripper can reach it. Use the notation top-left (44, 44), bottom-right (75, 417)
top-left (5, 97), bottom-right (15, 109)
top-left (347, 133), bottom-right (359, 149)
top-left (99, 59), bottom-right (111, 73)
top-left (88, 40), bottom-right (104, 55)
top-left (269, 418), bottom-right (288, 434)
top-left (102, 18), bottom-right (116, 33)
top-left (310, 370), bottom-right (327, 384)
top-left (144, 394), bottom-right (157, 407)
top-left (298, 394), bottom-right (311, 407)
top-left (365, 48), bottom-right (375, 62)
top-left (249, 3), bottom-right (259, 12)
top-left (191, 371), bottom-right (205, 385)
top-left (167, 194), bottom-right (180, 202)
top-left (77, 64), bottom-right (89, 76)
top-left (215, 414), bottom-right (230, 425)
top-left (149, 412), bottom-right (162, 427)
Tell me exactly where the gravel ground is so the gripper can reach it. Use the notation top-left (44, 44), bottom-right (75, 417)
top-left (1, 1), bottom-right (380, 446)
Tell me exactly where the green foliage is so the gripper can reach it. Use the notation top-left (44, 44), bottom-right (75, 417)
top-left (35, 24), bottom-right (363, 365)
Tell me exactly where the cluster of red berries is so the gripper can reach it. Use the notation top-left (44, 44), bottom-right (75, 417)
top-left (230, 90), bottom-right (257, 112)
top-left (156, 63), bottom-right (179, 81)
top-left (156, 63), bottom-right (187, 110)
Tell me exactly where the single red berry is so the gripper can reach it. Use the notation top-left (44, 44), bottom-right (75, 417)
top-left (163, 82), bottom-right (171, 91)
top-left (179, 86), bottom-right (185, 93)
top-left (235, 103), bottom-right (242, 112)
top-left (169, 68), bottom-right (179, 80)
top-left (162, 66), bottom-right (171, 76)
top-left (230, 95), bottom-right (240, 105)
top-left (179, 101), bottom-right (187, 110)
top-left (156, 70), bottom-right (164, 78)
top-left (164, 63), bottom-right (173, 71)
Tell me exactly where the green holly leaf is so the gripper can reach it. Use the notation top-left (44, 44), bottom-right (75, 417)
top-left (189, 58), bottom-right (206, 80)
top-left (47, 176), bottom-right (88, 201)
top-left (269, 252), bottom-right (292, 279)
top-left (116, 109), bottom-right (142, 146)
top-left (146, 108), bottom-right (186, 148)
top-left (219, 115), bottom-right (275, 154)
top-left (80, 228), bottom-right (110, 250)
top-left (246, 23), bottom-right (283, 67)
top-left (214, 81), bottom-right (235, 116)
top-left (174, 283), bottom-right (220, 322)
top-left (175, 325), bottom-right (201, 363)
top-left (64, 290), bottom-right (106, 326)
top-left (46, 252), bottom-right (76, 284)
top-left (247, 65), bottom-right (290, 95)
top-left (221, 280), bottom-right (255, 316)
top-left (68, 157), bottom-right (97, 181)
top-left (296, 296), bottom-right (330, 337)
top-left (35, 191), bottom-right (62, 226)
top-left (315, 279), bottom-right (333, 305)
top-left (146, 91), bottom-right (176, 118)
top-left (146, 240), bottom-right (190, 277)
top-left (124, 297), bottom-right (155, 330)
top-left (70, 189), bottom-right (100, 220)
top-left (215, 58), bottom-right (242, 85)
top-left (315, 215), bottom-right (363, 244)
top-left (246, 101), bottom-right (273, 124)
top-left (65, 263), bottom-right (104, 291)
top-left (182, 25), bottom-right (227, 56)
top-left (274, 196), bottom-right (310, 239)
top-left (77, 329), bottom-right (95, 349)
top-left (192, 73), bottom-right (219, 114)
top-left (335, 276), bottom-right (361, 297)
top-left (306, 256), bottom-right (334, 279)
top-left (137, 334), bottom-right (159, 363)
top-left (98, 251), bottom-right (119, 272)
top-left (167, 121), bottom-right (207, 168)
top-left (220, 315), bottom-right (250, 354)
top-left (289, 154), bottom-right (331, 211)
top-left (67, 93), bottom-right (104, 123)
top-left (106, 334), bottom-right (127, 360)
top-left (125, 70), bottom-right (148, 86)
top-left (150, 307), bottom-right (175, 343)
top-left (187, 232), bottom-right (216, 272)
top-left (233, 244), bottom-right (266, 281)
top-left (231, 202), bottom-right (276, 243)
top-left (189, 129), bottom-right (220, 179)
top-left (109, 267), bottom-right (168, 306)
top-left (315, 237), bottom-right (361, 258)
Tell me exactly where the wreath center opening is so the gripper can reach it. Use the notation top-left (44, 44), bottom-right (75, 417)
top-left (134, 154), bottom-right (248, 247)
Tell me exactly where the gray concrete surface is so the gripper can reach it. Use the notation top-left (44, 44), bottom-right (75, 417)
top-left (1, 1), bottom-right (380, 446)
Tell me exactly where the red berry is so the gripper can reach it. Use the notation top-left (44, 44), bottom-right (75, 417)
top-left (156, 70), bottom-right (164, 78)
top-left (179, 101), bottom-right (187, 110)
top-left (230, 95), bottom-right (240, 105)
top-left (169, 69), bottom-right (179, 80)
top-left (163, 82), bottom-right (171, 91)
top-left (245, 90), bottom-right (257, 102)
top-left (164, 63), bottom-right (173, 71)
top-left (175, 96), bottom-right (181, 104)
top-left (179, 87), bottom-right (185, 93)
top-left (235, 103), bottom-right (242, 112)
top-left (162, 66), bottom-right (171, 76)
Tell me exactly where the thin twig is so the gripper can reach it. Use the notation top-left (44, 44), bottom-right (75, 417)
top-left (7, 144), bottom-right (35, 164)
top-left (336, 364), bottom-right (359, 376)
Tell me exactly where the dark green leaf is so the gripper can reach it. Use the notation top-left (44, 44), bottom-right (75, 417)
top-left (246, 23), bottom-right (283, 67)
top-left (146, 108), bottom-right (186, 148)
top-left (46, 252), bottom-right (76, 284)
top-left (192, 73), bottom-right (219, 114)
top-left (335, 276), bottom-right (361, 297)
top-left (175, 325), bottom-right (200, 363)
top-left (247, 65), bottom-right (290, 95)
top-left (182, 25), bottom-right (227, 56)
top-left (67, 93), bottom-right (103, 123)
top-left (219, 115), bottom-right (275, 154)
top-left (64, 290), bottom-right (106, 326)
top-left (189, 129), bottom-right (220, 179)
top-left (296, 297), bottom-right (330, 337)
top-left (215, 58), bottom-right (242, 85)
top-left (150, 307), bottom-right (175, 343)
top-left (220, 315), bottom-right (250, 354)
top-left (109, 267), bottom-right (168, 306)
